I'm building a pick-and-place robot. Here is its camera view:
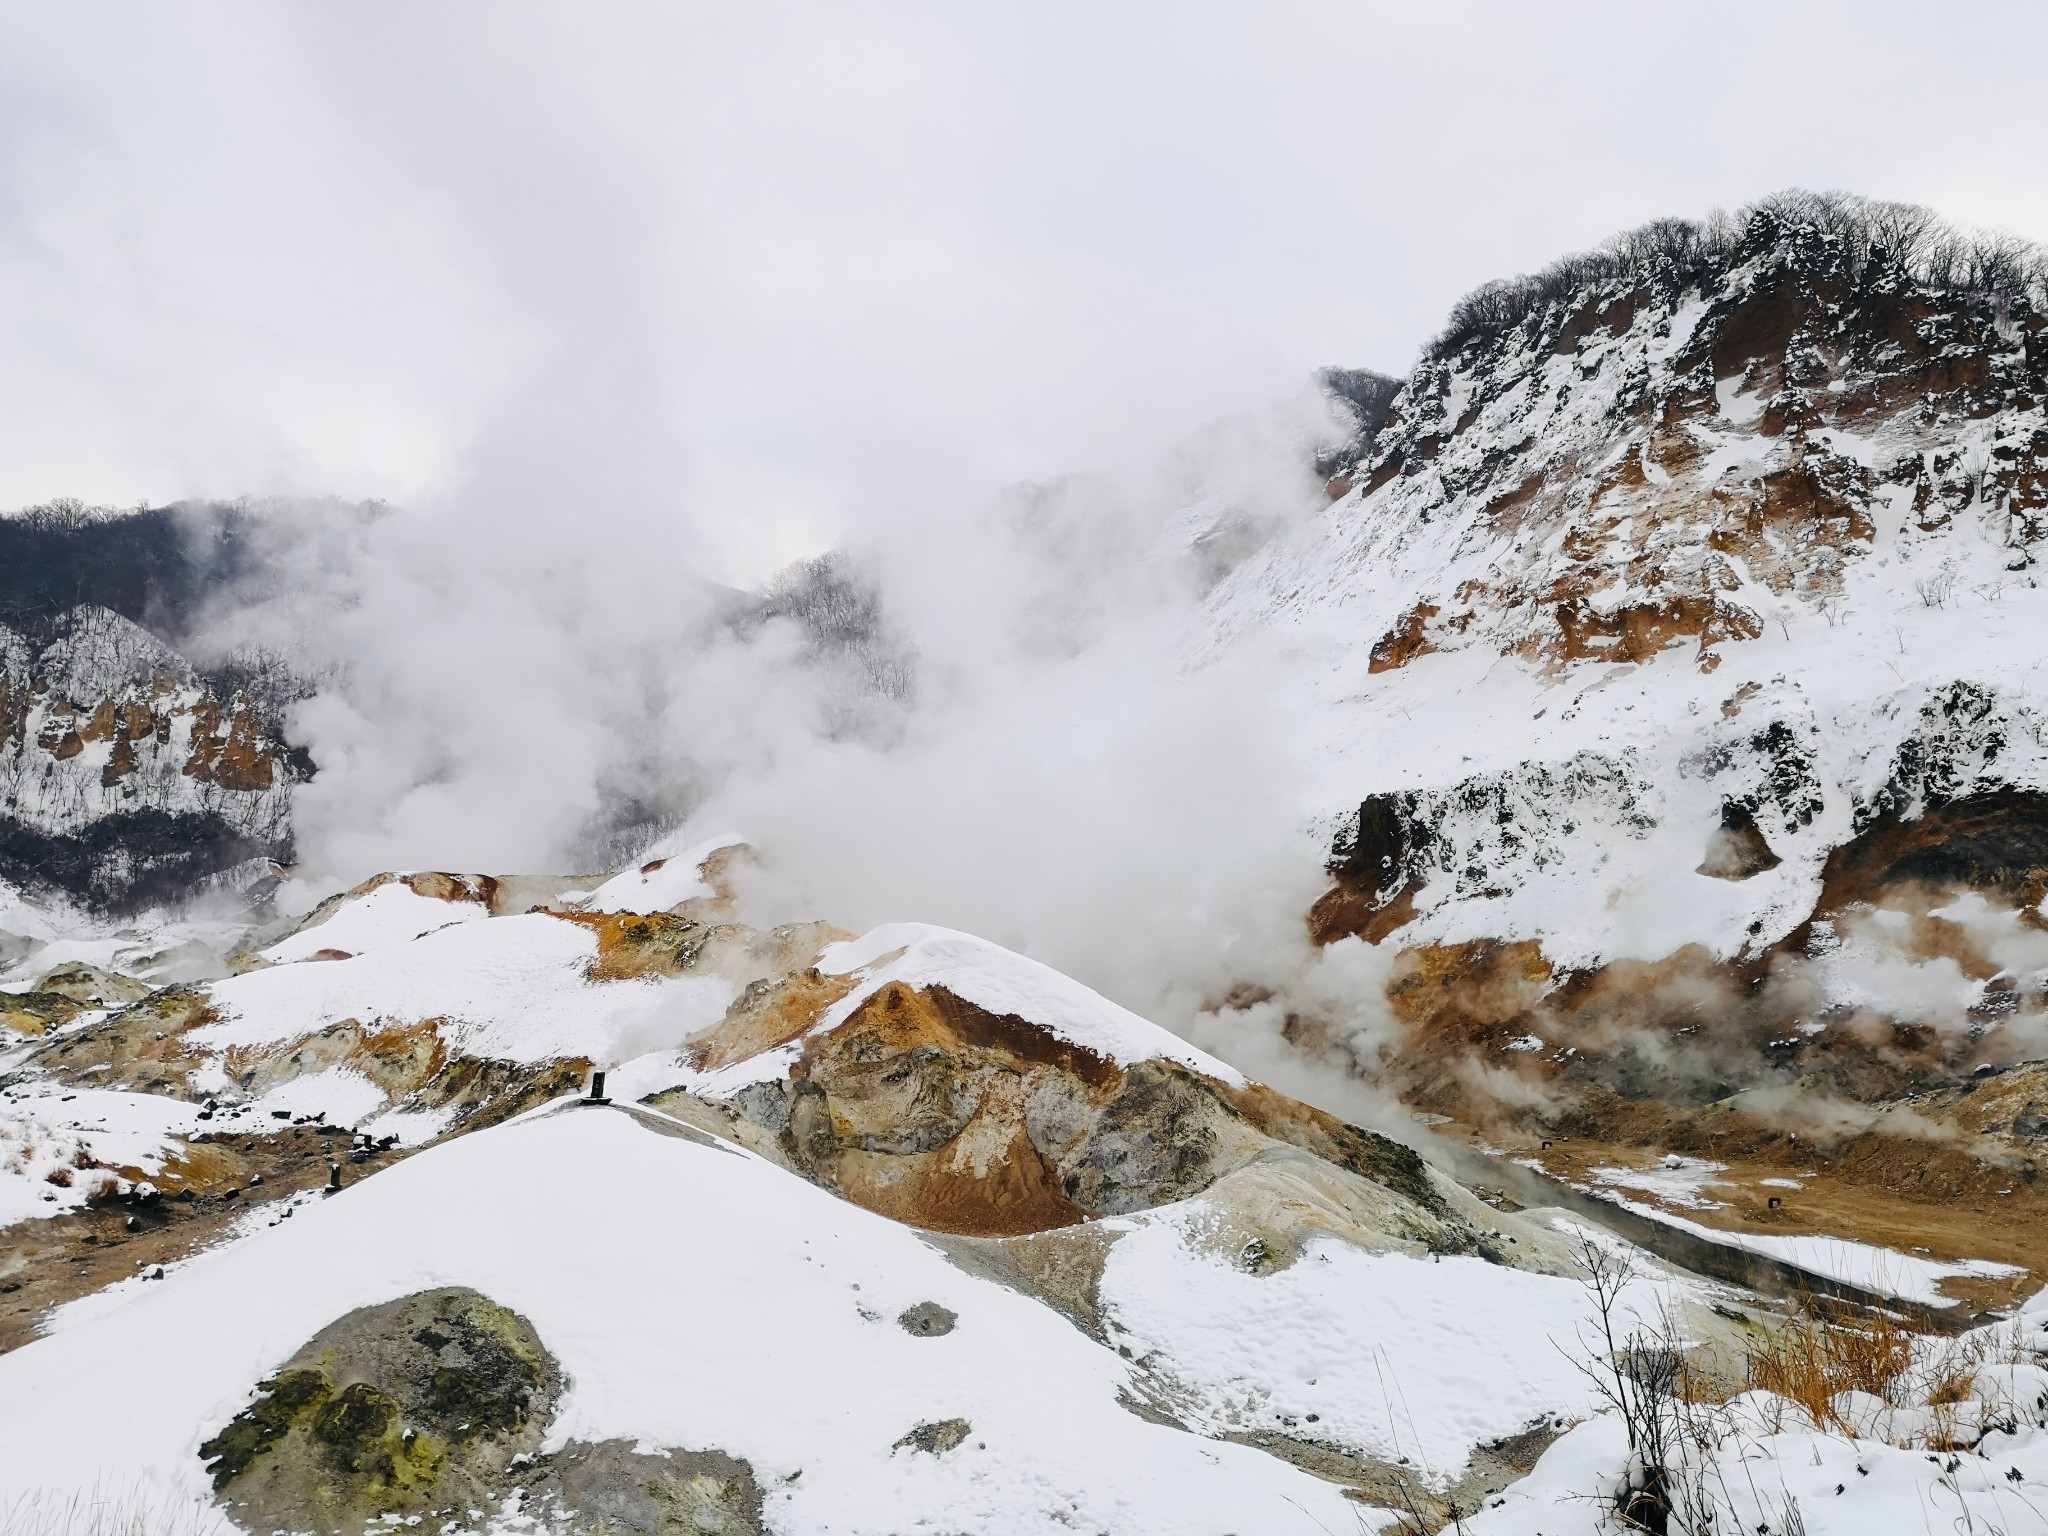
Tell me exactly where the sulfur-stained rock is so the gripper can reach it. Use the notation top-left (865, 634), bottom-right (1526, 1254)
top-left (31, 962), bottom-right (153, 1009)
top-left (662, 975), bottom-right (1450, 1243)
top-left (200, 1287), bottom-right (767, 1536)
top-left (515, 1439), bottom-right (766, 1536)
top-left (200, 1287), bottom-right (563, 1534)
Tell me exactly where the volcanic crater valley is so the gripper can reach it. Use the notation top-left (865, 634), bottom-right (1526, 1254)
top-left (4, 193), bottom-right (2048, 1534)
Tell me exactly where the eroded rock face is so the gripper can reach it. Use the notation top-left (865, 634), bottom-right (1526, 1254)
top-left (31, 962), bottom-right (152, 1009)
top-left (1697, 803), bottom-right (1782, 880)
top-left (0, 988), bottom-right (82, 1036)
top-left (200, 1286), bottom-right (765, 1536)
top-left (1298, 200), bottom-right (2048, 681)
top-left (662, 978), bottom-right (1446, 1239)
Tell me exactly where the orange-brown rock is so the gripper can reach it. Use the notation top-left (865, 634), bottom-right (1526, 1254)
top-left (1368, 602), bottom-right (1440, 674)
top-left (669, 977), bottom-right (1442, 1239)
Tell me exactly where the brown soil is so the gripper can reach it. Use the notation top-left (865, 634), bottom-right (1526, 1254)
top-left (0, 1129), bottom-right (415, 1356)
top-left (802, 980), bottom-right (1123, 1092)
top-left (1307, 876), bottom-right (1417, 946)
top-left (1793, 791), bottom-right (2048, 941)
top-left (1301, 838), bottom-right (2048, 1315)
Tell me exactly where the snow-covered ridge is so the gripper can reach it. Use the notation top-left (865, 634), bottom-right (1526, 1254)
top-left (570, 831), bottom-right (746, 914)
top-left (817, 923), bottom-right (1246, 1082)
top-left (0, 1107), bottom-right (1374, 1532)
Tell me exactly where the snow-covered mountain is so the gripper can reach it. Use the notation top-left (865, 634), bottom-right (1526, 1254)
top-left (0, 605), bottom-right (302, 910)
top-left (2, 193), bottom-right (2047, 1535)
top-left (1207, 192), bottom-right (2048, 966)
top-left (0, 505), bottom-right (307, 914)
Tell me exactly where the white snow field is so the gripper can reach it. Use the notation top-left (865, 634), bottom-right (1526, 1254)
top-left (0, 1102), bottom-right (1374, 1534)
top-left (260, 878), bottom-right (490, 963)
top-left (0, 1081), bottom-right (200, 1227)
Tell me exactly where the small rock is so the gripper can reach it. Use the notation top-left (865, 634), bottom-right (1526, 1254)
top-left (896, 1302), bottom-right (957, 1338)
top-left (893, 1418), bottom-right (970, 1455)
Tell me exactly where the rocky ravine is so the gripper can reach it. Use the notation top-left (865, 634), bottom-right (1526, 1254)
top-left (0, 838), bottom-right (1715, 1533)
top-left (0, 837), bottom-right (2041, 1534)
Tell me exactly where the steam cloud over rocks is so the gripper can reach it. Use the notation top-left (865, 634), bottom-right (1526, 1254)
top-left (6, 17), bottom-right (2048, 1523)
top-left (157, 389), bottom-right (1361, 1045)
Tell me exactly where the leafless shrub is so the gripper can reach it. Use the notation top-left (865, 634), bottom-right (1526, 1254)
top-left (1915, 560), bottom-right (1961, 608)
top-left (1562, 1241), bottom-right (2046, 1534)
top-left (1564, 1231), bottom-right (1693, 1532)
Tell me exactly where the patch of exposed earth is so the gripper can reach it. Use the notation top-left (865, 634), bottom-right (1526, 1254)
top-left (0, 1121), bottom-right (412, 1353)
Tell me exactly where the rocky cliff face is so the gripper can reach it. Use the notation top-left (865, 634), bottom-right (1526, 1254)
top-left (0, 506), bottom-right (307, 912)
top-left (1207, 193), bottom-right (2048, 960)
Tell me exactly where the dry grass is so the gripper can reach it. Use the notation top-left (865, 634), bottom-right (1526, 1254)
top-left (0, 1486), bottom-right (228, 1536)
top-left (1741, 1307), bottom-right (2041, 1450)
top-left (1745, 1310), bottom-right (1915, 1430)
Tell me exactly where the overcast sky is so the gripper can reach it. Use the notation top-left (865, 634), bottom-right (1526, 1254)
top-left (3, 2), bottom-right (2047, 581)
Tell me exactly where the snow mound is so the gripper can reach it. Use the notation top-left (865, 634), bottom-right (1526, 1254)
top-left (0, 1083), bottom-right (199, 1227)
top-left (575, 833), bottom-right (744, 914)
top-left (818, 923), bottom-right (1247, 1083)
top-left (261, 877), bottom-right (489, 963)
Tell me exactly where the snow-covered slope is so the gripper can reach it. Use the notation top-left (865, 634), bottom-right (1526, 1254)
top-left (1201, 194), bottom-right (2048, 985)
top-left (0, 1103), bottom-right (1375, 1533)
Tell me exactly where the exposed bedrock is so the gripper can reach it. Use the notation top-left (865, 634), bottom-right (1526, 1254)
top-left (655, 978), bottom-right (1445, 1240)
